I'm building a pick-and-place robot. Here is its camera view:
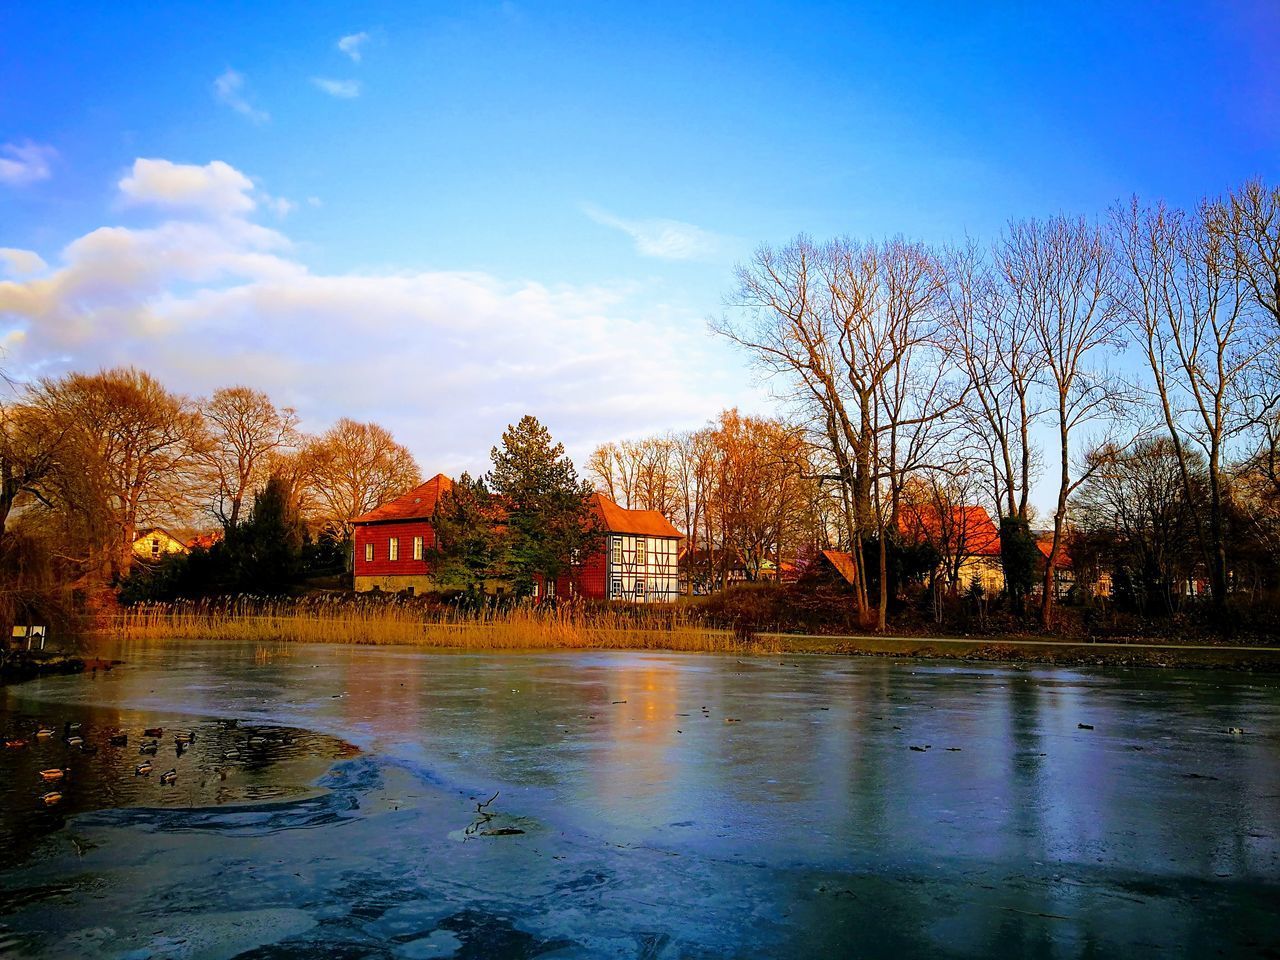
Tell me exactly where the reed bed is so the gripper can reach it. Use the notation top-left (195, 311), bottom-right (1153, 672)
top-left (101, 597), bottom-right (773, 654)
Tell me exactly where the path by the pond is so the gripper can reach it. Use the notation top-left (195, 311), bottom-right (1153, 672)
top-left (1, 642), bottom-right (1277, 958)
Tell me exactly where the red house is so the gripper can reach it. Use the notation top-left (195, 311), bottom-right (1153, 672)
top-left (552, 493), bottom-right (683, 603)
top-left (351, 474), bottom-right (453, 595)
top-left (351, 477), bottom-right (683, 602)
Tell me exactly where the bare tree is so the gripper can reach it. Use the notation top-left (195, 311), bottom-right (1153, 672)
top-left (303, 418), bottom-right (421, 541)
top-left (1219, 178), bottom-right (1280, 327)
top-left (670, 428), bottom-right (716, 594)
top-left (1114, 197), bottom-right (1272, 610)
top-left (942, 240), bottom-right (1040, 521)
top-left (30, 368), bottom-right (208, 580)
top-left (1002, 216), bottom-right (1129, 625)
top-left (200, 386), bottom-right (301, 529)
top-left (0, 401), bottom-right (70, 540)
top-left (716, 236), bottom-right (956, 629)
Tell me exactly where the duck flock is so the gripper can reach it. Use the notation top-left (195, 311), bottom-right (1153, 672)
top-left (2, 717), bottom-right (297, 810)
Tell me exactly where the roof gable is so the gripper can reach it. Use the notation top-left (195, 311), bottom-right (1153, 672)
top-left (819, 549), bottom-right (858, 585)
top-left (351, 474), bottom-right (453, 524)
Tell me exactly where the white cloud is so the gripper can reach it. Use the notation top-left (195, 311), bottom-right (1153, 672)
top-left (0, 158), bottom-right (746, 474)
top-left (0, 248), bottom-right (48, 277)
top-left (582, 204), bottom-right (725, 261)
top-left (261, 194), bottom-right (296, 218)
top-left (337, 32), bottom-right (369, 62)
top-left (312, 77), bottom-right (362, 99)
top-left (0, 141), bottom-right (56, 186)
top-left (119, 158), bottom-right (256, 218)
top-left (213, 69), bottom-right (269, 124)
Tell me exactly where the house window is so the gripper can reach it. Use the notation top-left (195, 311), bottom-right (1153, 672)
top-left (151, 538), bottom-right (160, 558)
top-left (634, 578), bottom-right (645, 598)
top-left (413, 536), bottom-right (424, 560)
top-left (389, 537), bottom-right (399, 561)
top-left (611, 537), bottom-right (621, 565)
top-left (612, 578), bottom-right (623, 599)
top-left (364, 542), bottom-right (374, 562)
top-left (636, 538), bottom-right (646, 565)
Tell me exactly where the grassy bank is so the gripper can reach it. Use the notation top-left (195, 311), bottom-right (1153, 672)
top-left (93, 600), bottom-right (1280, 671)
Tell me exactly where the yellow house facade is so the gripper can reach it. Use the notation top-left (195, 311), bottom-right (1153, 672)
top-left (131, 527), bottom-right (190, 563)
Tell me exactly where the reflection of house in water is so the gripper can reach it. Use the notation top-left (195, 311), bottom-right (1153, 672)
top-left (587, 661), bottom-right (682, 813)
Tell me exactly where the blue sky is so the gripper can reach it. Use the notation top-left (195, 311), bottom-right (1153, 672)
top-left (2, 2), bottom-right (1277, 505)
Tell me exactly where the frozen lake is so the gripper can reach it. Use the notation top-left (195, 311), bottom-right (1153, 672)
top-left (2, 641), bottom-right (1278, 957)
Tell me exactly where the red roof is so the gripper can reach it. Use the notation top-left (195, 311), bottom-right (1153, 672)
top-left (351, 474), bottom-right (453, 524)
top-left (898, 504), bottom-right (1002, 557)
top-left (592, 493), bottom-right (682, 539)
top-left (819, 549), bottom-right (858, 585)
top-left (1037, 537), bottom-right (1071, 569)
top-left (186, 531), bottom-right (223, 550)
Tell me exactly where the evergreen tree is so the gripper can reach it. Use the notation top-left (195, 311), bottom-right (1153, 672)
top-left (999, 515), bottom-right (1038, 614)
top-left (486, 415), bottom-right (602, 597)
top-left (223, 473), bottom-right (303, 593)
top-left (428, 472), bottom-right (505, 597)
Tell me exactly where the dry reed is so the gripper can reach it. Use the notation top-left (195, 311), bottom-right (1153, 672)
top-left (100, 598), bottom-right (773, 654)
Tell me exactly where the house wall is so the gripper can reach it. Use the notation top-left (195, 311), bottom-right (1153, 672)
top-left (352, 520), bottom-right (437, 586)
top-left (957, 556), bottom-right (1004, 593)
top-left (353, 574), bottom-right (439, 594)
top-left (132, 531), bottom-right (188, 562)
top-left (605, 534), bottom-right (680, 603)
top-left (555, 543), bottom-right (609, 600)
top-left (555, 535), bottom-right (680, 603)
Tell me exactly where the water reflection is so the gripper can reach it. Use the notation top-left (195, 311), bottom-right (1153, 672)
top-left (0, 691), bottom-right (356, 869)
top-left (1, 641), bottom-right (1277, 956)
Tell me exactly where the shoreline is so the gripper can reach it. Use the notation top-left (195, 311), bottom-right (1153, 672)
top-left (87, 627), bottom-right (1280, 672)
top-left (755, 633), bottom-right (1280, 672)
top-left (0, 652), bottom-right (118, 686)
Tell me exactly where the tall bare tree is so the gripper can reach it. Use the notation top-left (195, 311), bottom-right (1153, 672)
top-left (0, 401), bottom-right (70, 540)
top-left (1219, 178), bottom-right (1280, 327)
top-left (716, 236), bottom-right (955, 628)
top-left (942, 240), bottom-right (1040, 521)
top-left (200, 386), bottom-right (301, 529)
top-left (1001, 216), bottom-right (1128, 625)
top-left (1114, 197), bottom-right (1271, 610)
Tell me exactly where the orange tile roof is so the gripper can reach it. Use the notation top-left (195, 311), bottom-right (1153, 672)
top-left (185, 531), bottom-right (223, 550)
top-left (592, 493), bottom-right (682, 538)
top-left (1037, 537), bottom-right (1071, 569)
top-left (898, 503), bottom-right (1002, 557)
top-left (820, 549), bottom-right (858, 586)
top-left (351, 474), bottom-right (453, 524)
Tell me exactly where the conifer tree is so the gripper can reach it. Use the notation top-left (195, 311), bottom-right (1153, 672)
top-left (487, 415), bottom-right (602, 597)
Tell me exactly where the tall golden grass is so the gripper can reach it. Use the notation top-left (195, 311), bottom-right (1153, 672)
top-left (101, 598), bottom-right (774, 653)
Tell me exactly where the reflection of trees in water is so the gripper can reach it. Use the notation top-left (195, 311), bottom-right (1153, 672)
top-left (0, 699), bottom-right (353, 869)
